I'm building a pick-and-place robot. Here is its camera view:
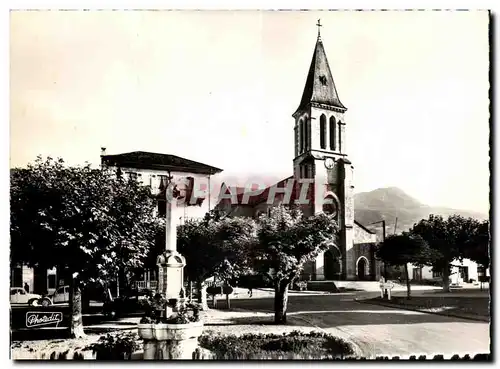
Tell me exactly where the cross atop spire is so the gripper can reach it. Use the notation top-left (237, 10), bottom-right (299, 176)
top-left (316, 19), bottom-right (322, 40)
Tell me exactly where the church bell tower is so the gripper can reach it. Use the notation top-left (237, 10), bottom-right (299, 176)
top-left (292, 21), bottom-right (355, 280)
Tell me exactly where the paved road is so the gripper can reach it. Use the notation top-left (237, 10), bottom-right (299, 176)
top-left (228, 293), bottom-right (491, 358)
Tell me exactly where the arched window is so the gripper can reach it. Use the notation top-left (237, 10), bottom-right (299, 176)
top-left (301, 119), bottom-right (307, 152)
top-left (329, 116), bottom-right (336, 151)
top-left (320, 114), bottom-right (326, 149)
top-left (299, 119), bottom-right (304, 153)
top-left (323, 195), bottom-right (338, 218)
top-left (304, 119), bottom-right (309, 151)
top-left (338, 121), bottom-right (342, 152)
top-left (294, 126), bottom-right (298, 156)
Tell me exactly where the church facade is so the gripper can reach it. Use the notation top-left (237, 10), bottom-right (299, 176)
top-left (216, 32), bottom-right (382, 281)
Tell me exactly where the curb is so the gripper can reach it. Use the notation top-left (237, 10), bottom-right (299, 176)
top-left (355, 298), bottom-right (490, 323)
top-left (206, 306), bottom-right (366, 359)
top-left (288, 315), bottom-right (365, 359)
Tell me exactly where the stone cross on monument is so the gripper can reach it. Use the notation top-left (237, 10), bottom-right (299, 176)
top-left (156, 176), bottom-right (186, 301)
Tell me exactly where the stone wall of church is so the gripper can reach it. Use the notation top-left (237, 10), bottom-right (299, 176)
top-left (347, 242), bottom-right (381, 281)
top-left (354, 223), bottom-right (378, 244)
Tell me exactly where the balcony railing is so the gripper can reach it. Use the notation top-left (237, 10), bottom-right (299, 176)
top-left (135, 281), bottom-right (158, 291)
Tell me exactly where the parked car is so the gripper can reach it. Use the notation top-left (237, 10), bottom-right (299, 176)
top-left (102, 295), bottom-right (145, 319)
top-left (10, 287), bottom-right (42, 306)
top-left (39, 285), bottom-right (70, 307)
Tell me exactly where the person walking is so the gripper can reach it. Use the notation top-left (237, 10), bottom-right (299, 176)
top-left (24, 282), bottom-right (30, 293)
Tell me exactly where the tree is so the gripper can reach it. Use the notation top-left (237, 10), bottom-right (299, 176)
top-left (462, 220), bottom-right (490, 269)
top-left (411, 214), bottom-right (482, 292)
top-left (376, 232), bottom-right (434, 299)
top-left (177, 210), bottom-right (256, 310)
top-left (253, 205), bottom-right (338, 324)
top-left (10, 156), bottom-right (159, 337)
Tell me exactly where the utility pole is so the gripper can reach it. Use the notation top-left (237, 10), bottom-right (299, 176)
top-left (394, 217), bottom-right (398, 234)
top-left (370, 219), bottom-right (387, 278)
top-left (382, 220), bottom-right (386, 278)
top-left (208, 175), bottom-right (211, 211)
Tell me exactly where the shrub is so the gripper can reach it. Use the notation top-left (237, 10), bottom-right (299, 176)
top-left (295, 281), bottom-right (308, 291)
top-left (410, 279), bottom-right (442, 287)
top-left (198, 331), bottom-right (354, 360)
top-left (86, 332), bottom-right (140, 360)
top-left (139, 294), bottom-right (201, 324)
top-left (206, 286), bottom-right (222, 295)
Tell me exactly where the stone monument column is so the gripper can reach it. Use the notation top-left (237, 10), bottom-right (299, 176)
top-left (157, 179), bottom-right (186, 302)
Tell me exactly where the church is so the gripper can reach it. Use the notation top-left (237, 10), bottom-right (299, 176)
top-left (216, 25), bottom-right (383, 281)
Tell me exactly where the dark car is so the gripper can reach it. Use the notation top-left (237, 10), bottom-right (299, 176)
top-left (102, 292), bottom-right (149, 319)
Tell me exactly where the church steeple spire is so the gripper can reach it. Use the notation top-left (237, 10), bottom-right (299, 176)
top-left (293, 23), bottom-right (346, 117)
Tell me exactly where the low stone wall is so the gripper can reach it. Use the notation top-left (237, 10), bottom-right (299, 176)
top-left (13, 347), bottom-right (490, 361)
top-left (12, 348), bottom-right (96, 360)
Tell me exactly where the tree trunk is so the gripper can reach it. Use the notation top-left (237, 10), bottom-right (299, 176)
top-left (196, 280), bottom-right (209, 311)
top-left (116, 272), bottom-right (120, 298)
top-left (274, 280), bottom-right (290, 324)
top-left (69, 274), bottom-right (85, 338)
top-left (188, 280), bottom-right (193, 302)
top-left (404, 263), bottom-right (411, 300)
top-left (106, 288), bottom-right (113, 302)
top-left (118, 268), bottom-right (127, 296)
top-left (442, 265), bottom-right (451, 293)
top-left (226, 293), bottom-right (230, 310)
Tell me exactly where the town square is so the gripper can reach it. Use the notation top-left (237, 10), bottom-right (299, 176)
top-left (8, 9), bottom-right (491, 361)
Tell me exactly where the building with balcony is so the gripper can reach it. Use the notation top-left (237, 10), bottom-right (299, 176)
top-left (100, 149), bottom-right (223, 293)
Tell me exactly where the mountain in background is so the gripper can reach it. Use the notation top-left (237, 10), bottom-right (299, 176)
top-left (213, 175), bottom-right (488, 235)
top-left (354, 187), bottom-right (488, 235)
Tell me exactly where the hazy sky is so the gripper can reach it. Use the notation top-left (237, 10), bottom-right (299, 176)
top-left (10, 10), bottom-right (490, 213)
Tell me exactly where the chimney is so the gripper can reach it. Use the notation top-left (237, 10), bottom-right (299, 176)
top-left (100, 147), bottom-right (107, 170)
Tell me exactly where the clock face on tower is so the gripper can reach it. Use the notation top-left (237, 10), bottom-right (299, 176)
top-left (324, 158), bottom-right (335, 169)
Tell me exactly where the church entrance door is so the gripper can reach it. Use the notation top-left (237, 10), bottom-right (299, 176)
top-left (323, 247), bottom-right (341, 280)
top-left (357, 258), bottom-right (368, 281)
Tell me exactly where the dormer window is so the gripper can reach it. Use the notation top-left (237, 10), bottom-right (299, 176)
top-left (319, 75), bottom-right (327, 86)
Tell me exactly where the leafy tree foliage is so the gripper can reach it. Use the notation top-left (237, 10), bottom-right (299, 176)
top-left (177, 209), bottom-right (256, 310)
top-left (376, 232), bottom-right (434, 299)
top-left (10, 156), bottom-right (159, 337)
top-left (253, 205), bottom-right (338, 324)
top-left (462, 220), bottom-right (490, 268)
top-left (411, 214), bottom-right (487, 292)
